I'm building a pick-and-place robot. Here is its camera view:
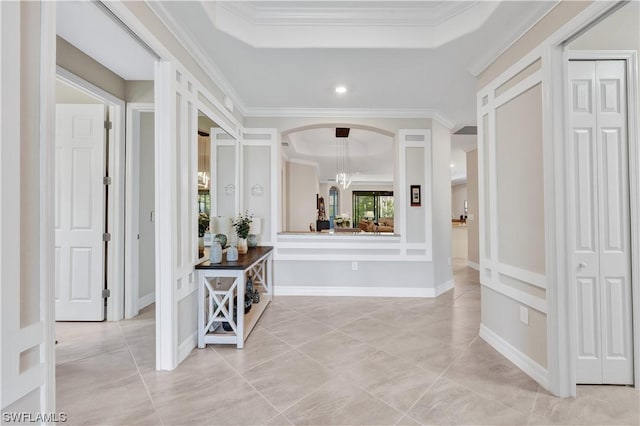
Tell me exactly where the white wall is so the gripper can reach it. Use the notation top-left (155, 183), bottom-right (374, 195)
top-left (451, 183), bottom-right (467, 219)
top-left (286, 161), bottom-right (319, 232)
top-left (138, 112), bottom-right (155, 304)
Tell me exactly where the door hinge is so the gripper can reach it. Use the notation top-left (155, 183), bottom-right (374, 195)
top-left (102, 289), bottom-right (111, 298)
top-left (103, 232), bottom-right (111, 242)
top-left (104, 120), bottom-right (112, 130)
top-left (103, 176), bottom-right (112, 185)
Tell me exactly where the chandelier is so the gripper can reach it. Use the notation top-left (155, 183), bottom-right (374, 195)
top-left (335, 136), bottom-right (352, 189)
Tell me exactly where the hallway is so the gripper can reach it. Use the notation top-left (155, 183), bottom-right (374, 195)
top-left (55, 262), bottom-right (639, 425)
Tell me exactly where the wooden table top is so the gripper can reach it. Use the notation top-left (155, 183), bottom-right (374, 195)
top-left (195, 246), bottom-right (273, 270)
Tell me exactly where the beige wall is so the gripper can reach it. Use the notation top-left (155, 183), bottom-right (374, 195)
top-left (496, 84), bottom-right (545, 275)
top-left (475, 0), bottom-right (640, 390)
top-left (478, 0), bottom-right (592, 89)
top-left (55, 80), bottom-right (102, 104)
top-left (125, 80), bottom-right (154, 103)
top-left (286, 161), bottom-right (319, 232)
top-left (482, 287), bottom-right (548, 367)
top-left (57, 36), bottom-right (126, 100)
top-left (451, 183), bottom-right (467, 219)
top-left (568, 1), bottom-right (639, 52)
top-left (466, 150), bottom-right (479, 264)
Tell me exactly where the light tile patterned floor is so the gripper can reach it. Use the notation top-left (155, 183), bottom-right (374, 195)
top-left (56, 260), bottom-right (639, 425)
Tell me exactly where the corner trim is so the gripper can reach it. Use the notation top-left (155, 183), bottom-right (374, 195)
top-left (275, 284), bottom-right (450, 298)
top-left (177, 331), bottom-right (198, 366)
top-left (435, 279), bottom-right (454, 297)
top-left (137, 292), bottom-right (155, 311)
top-left (479, 323), bottom-right (549, 389)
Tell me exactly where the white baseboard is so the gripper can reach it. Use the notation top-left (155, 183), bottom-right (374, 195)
top-left (467, 260), bottom-right (480, 271)
top-left (479, 324), bottom-right (548, 389)
top-left (177, 331), bottom-right (197, 366)
top-left (274, 284), bottom-right (451, 298)
top-left (435, 279), bottom-right (454, 296)
top-left (137, 292), bottom-right (155, 311)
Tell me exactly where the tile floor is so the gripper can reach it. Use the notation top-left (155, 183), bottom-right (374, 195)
top-left (56, 260), bottom-right (639, 425)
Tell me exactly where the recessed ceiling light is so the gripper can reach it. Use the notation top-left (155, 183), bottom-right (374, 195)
top-left (450, 163), bottom-right (455, 168)
top-left (335, 85), bottom-right (347, 94)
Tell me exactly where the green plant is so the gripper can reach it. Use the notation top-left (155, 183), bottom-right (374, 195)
top-left (198, 212), bottom-right (210, 237)
top-left (233, 211), bottom-right (253, 239)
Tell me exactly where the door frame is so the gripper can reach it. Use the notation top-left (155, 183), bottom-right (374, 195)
top-left (549, 39), bottom-right (639, 394)
top-left (56, 66), bottom-right (126, 322)
top-left (565, 51), bottom-right (638, 385)
top-left (124, 103), bottom-right (155, 319)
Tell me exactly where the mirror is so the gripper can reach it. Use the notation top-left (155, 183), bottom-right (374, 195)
top-left (197, 110), bottom-right (234, 260)
top-left (281, 126), bottom-right (395, 233)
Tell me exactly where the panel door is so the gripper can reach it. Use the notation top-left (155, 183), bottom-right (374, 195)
top-left (55, 104), bottom-right (106, 321)
top-left (569, 60), bottom-right (633, 384)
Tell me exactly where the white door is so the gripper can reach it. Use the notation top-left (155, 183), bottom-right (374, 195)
top-left (569, 60), bottom-right (633, 384)
top-left (55, 104), bottom-right (107, 321)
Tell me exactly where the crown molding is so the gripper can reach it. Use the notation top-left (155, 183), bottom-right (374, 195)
top-left (219, 1), bottom-right (479, 28)
top-left (146, 1), bottom-right (248, 116)
top-left (213, 1), bottom-right (499, 49)
top-left (468, 1), bottom-right (560, 77)
top-left (244, 107), bottom-right (457, 130)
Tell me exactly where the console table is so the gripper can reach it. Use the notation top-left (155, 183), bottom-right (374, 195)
top-left (195, 246), bottom-right (273, 349)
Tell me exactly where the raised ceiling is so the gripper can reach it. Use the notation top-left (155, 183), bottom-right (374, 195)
top-left (209, 1), bottom-right (502, 48)
top-left (149, 1), bottom-right (557, 127)
top-left (284, 127), bottom-right (394, 183)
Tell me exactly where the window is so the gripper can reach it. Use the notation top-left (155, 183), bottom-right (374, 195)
top-left (352, 191), bottom-right (394, 225)
top-left (328, 186), bottom-right (339, 219)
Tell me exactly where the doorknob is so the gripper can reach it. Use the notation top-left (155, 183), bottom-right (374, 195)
top-left (578, 262), bottom-right (587, 269)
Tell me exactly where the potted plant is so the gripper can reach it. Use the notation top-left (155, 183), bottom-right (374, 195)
top-left (233, 211), bottom-right (253, 254)
top-left (198, 212), bottom-right (210, 257)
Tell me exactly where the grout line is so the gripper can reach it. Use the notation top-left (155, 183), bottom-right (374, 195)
top-left (527, 384), bottom-right (542, 425)
top-left (209, 343), bottom-right (288, 421)
top-left (116, 320), bottom-right (165, 426)
top-left (287, 344), bottom-right (405, 424)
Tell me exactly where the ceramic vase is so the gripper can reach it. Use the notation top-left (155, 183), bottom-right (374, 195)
top-left (210, 240), bottom-right (222, 264)
top-left (237, 237), bottom-right (248, 254)
top-left (247, 234), bottom-right (258, 248)
top-left (226, 242), bottom-right (239, 262)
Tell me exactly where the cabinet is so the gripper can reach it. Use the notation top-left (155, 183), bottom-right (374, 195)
top-left (196, 246), bottom-right (273, 349)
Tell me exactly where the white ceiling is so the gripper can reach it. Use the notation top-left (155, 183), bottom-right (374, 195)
top-left (57, 1), bottom-right (155, 80)
top-left (149, 1), bottom-right (557, 127)
top-left (284, 127), bottom-right (394, 183)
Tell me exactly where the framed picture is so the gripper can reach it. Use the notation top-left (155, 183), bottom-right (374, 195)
top-left (410, 185), bottom-right (421, 206)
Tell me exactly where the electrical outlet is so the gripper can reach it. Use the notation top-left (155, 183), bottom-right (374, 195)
top-left (467, 214), bottom-right (474, 221)
top-left (352, 261), bottom-right (358, 271)
top-left (519, 306), bottom-right (529, 325)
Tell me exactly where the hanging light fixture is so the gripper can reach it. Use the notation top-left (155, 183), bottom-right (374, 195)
top-left (335, 128), bottom-right (352, 189)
